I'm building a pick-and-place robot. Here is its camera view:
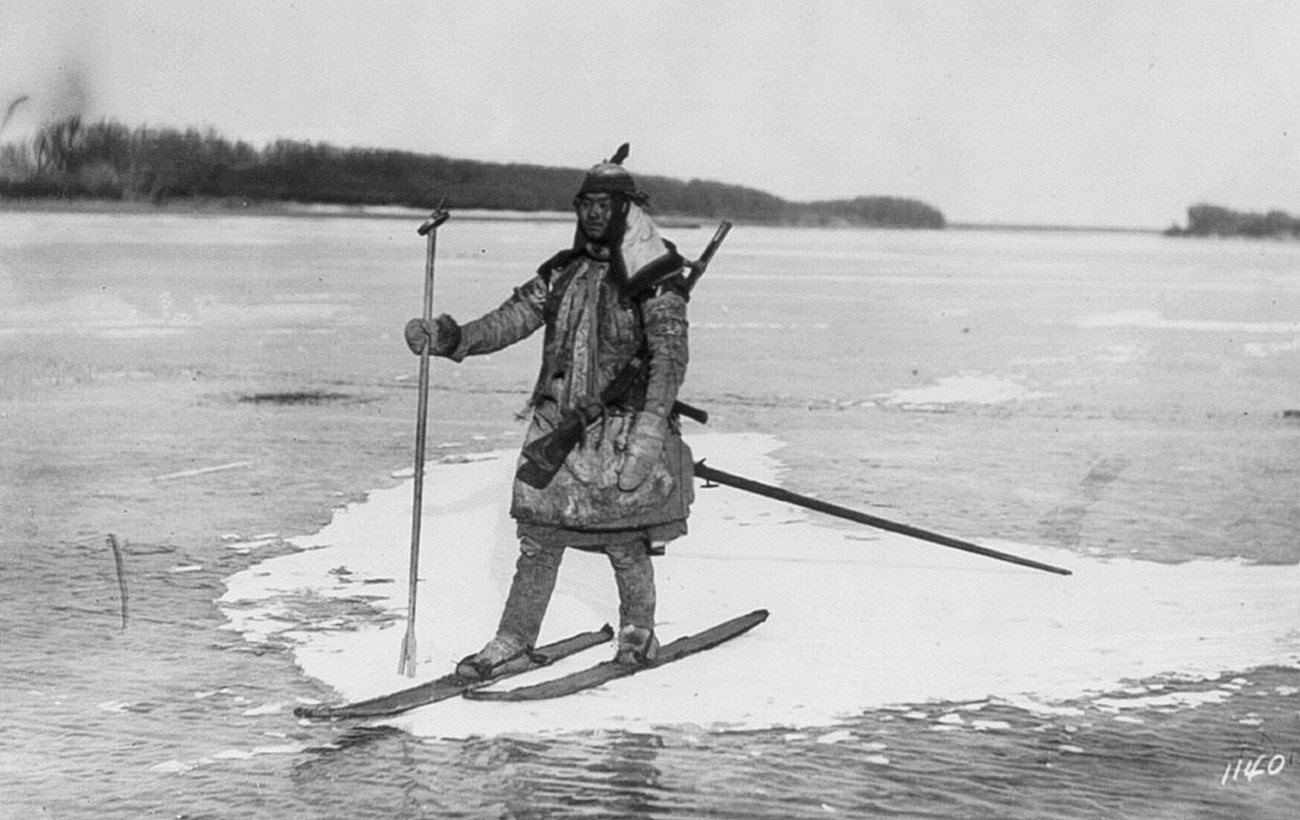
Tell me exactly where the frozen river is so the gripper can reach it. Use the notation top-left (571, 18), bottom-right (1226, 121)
top-left (3, 209), bottom-right (1299, 817)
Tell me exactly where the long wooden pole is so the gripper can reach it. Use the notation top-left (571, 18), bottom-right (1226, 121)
top-left (694, 460), bottom-right (1072, 576)
top-left (398, 206), bottom-right (450, 677)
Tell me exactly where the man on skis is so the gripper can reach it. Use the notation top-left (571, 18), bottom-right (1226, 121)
top-left (405, 144), bottom-right (694, 678)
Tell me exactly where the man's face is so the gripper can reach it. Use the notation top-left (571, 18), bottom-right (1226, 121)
top-left (576, 193), bottom-right (616, 242)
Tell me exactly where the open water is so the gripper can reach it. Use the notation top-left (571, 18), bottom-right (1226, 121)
top-left (3, 209), bottom-right (1299, 818)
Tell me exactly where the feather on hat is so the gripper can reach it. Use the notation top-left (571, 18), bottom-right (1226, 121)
top-left (575, 142), bottom-right (646, 202)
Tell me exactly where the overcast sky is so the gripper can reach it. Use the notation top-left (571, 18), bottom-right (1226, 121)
top-left (4, 1), bottom-right (1298, 227)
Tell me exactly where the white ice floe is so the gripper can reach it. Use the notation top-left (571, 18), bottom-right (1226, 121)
top-left (971, 720), bottom-right (1012, 731)
top-left (150, 760), bottom-right (198, 774)
top-left (240, 703), bottom-right (284, 716)
top-left (1093, 690), bottom-right (1234, 712)
top-left (1076, 309), bottom-right (1300, 335)
top-left (877, 372), bottom-right (1054, 407)
top-left (815, 729), bottom-right (854, 744)
top-left (219, 432), bottom-right (1300, 739)
top-left (1243, 338), bottom-right (1300, 358)
top-left (213, 749), bottom-right (256, 761)
top-left (154, 461), bottom-right (255, 482)
top-left (97, 700), bottom-right (135, 714)
top-left (251, 744), bottom-right (306, 755)
top-left (224, 538), bottom-right (279, 552)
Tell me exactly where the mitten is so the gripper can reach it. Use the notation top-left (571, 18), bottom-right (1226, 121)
top-left (404, 314), bottom-right (462, 356)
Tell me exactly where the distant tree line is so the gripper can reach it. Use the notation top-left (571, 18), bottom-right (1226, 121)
top-left (1164, 203), bottom-right (1300, 238)
top-left (0, 116), bottom-right (945, 228)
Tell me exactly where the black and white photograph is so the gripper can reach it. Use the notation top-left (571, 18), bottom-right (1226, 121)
top-left (3, 2), bottom-right (1298, 817)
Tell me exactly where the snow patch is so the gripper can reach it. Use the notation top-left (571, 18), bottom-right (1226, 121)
top-left (219, 432), bottom-right (1300, 739)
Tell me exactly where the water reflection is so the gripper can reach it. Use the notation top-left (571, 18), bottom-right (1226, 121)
top-left (289, 727), bottom-right (667, 817)
top-left (527, 732), bottom-right (665, 817)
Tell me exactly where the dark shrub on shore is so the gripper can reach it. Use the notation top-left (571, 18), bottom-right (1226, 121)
top-left (1, 116), bottom-right (945, 229)
top-left (1165, 203), bottom-right (1300, 238)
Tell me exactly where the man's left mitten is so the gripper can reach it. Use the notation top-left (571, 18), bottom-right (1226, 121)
top-left (618, 418), bottom-right (667, 491)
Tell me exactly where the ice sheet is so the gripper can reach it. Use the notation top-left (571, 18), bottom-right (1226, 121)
top-left (220, 432), bottom-right (1300, 738)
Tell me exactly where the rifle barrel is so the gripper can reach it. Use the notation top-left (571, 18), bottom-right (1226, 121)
top-left (685, 220), bottom-right (732, 293)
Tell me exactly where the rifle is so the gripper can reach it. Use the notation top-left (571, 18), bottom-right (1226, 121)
top-left (685, 221), bottom-right (731, 292)
top-left (516, 221), bottom-right (731, 490)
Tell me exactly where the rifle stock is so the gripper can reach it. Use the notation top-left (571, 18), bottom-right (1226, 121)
top-left (517, 402), bottom-right (602, 489)
top-left (517, 399), bottom-right (709, 490)
top-left (673, 400), bottom-right (707, 425)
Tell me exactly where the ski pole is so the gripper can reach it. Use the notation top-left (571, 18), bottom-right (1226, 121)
top-left (694, 460), bottom-right (1072, 576)
top-left (398, 203), bottom-right (450, 677)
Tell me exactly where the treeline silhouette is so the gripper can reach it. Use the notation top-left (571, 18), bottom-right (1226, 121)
top-left (0, 116), bottom-right (945, 228)
top-left (1164, 203), bottom-right (1300, 238)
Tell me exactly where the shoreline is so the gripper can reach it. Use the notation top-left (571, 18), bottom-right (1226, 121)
top-left (1, 196), bottom-right (1162, 234)
top-left (947, 220), bottom-right (1160, 235)
top-left (0, 195), bottom-right (562, 221)
top-left (0, 196), bottom-right (712, 229)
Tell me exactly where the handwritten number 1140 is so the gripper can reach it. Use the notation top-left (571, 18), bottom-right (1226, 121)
top-left (1222, 754), bottom-right (1287, 785)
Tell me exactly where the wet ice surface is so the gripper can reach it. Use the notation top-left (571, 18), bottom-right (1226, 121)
top-left (7, 212), bottom-right (1300, 818)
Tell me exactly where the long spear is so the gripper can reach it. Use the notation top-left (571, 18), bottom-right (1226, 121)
top-left (693, 460), bottom-right (1072, 576)
top-left (398, 204), bottom-right (451, 677)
